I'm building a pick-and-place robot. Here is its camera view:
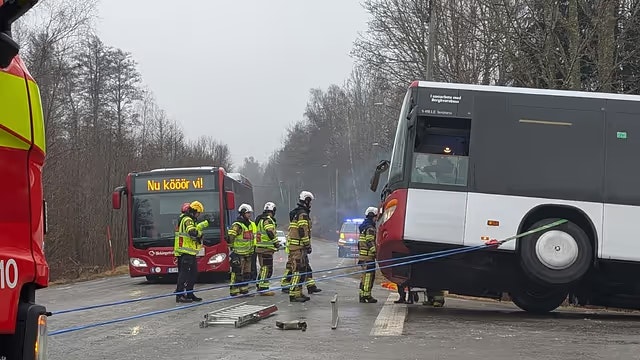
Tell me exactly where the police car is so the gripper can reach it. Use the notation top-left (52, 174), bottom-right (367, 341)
top-left (337, 218), bottom-right (363, 258)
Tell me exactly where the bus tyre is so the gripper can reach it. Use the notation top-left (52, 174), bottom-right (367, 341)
top-left (510, 287), bottom-right (568, 314)
top-left (519, 218), bottom-right (592, 285)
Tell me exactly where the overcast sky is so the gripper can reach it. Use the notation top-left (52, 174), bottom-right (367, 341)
top-left (94, 0), bottom-right (371, 167)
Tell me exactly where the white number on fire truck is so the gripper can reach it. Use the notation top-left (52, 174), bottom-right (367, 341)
top-left (0, 259), bottom-right (18, 289)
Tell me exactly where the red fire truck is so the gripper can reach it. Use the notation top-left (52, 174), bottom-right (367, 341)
top-left (0, 0), bottom-right (50, 358)
top-left (112, 166), bottom-right (254, 281)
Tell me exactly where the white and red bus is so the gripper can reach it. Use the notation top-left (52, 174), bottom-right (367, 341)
top-left (371, 80), bottom-right (640, 313)
top-left (112, 166), bottom-right (254, 282)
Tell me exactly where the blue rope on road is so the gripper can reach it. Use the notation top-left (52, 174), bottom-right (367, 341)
top-left (50, 244), bottom-right (489, 316)
top-left (48, 219), bottom-right (568, 334)
top-left (48, 242), bottom-right (493, 336)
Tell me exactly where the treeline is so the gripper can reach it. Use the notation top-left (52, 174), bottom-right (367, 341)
top-left (240, 0), bottom-right (640, 239)
top-left (15, 0), bottom-right (232, 280)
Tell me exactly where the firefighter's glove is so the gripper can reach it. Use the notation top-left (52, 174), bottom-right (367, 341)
top-left (229, 253), bottom-right (241, 267)
top-left (196, 220), bottom-right (209, 231)
top-left (306, 246), bottom-right (312, 254)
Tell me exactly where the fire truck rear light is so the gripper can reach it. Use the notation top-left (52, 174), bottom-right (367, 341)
top-left (35, 314), bottom-right (48, 360)
top-left (487, 220), bottom-right (499, 226)
top-left (481, 236), bottom-right (489, 241)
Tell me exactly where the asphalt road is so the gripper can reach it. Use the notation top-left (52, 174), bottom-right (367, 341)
top-left (40, 239), bottom-right (640, 360)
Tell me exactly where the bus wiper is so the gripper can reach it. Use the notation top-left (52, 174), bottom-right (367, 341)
top-left (133, 239), bottom-right (161, 247)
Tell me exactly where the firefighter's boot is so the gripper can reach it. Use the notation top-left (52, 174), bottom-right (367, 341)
top-left (259, 290), bottom-right (276, 296)
top-left (359, 296), bottom-right (378, 304)
top-left (188, 293), bottom-right (203, 302)
top-left (427, 291), bottom-right (446, 307)
top-left (289, 295), bottom-right (310, 303)
top-left (176, 295), bottom-right (193, 303)
top-left (307, 285), bottom-right (322, 294)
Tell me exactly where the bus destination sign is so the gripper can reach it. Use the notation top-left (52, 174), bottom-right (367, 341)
top-left (134, 174), bottom-right (216, 193)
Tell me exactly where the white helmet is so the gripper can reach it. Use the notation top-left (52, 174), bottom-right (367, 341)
top-left (365, 206), bottom-right (379, 217)
top-left (264, 202), bottom-right (276, 212)
top-left (299, 191), bottom-right (314, 202)
top-left (238, 203), bottom-right (253, 214)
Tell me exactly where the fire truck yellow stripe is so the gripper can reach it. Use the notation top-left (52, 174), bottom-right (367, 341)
top-left (28, 80), bottom-right (46, 154)
top-left (0, 70), bottom-right (32, 150)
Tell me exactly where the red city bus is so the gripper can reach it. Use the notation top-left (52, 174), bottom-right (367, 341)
top-left (112, 166), bottom-right (254, 281)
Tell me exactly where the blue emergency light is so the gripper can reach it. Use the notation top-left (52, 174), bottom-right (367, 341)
top-left (344, 218), bottom-right (365, 223)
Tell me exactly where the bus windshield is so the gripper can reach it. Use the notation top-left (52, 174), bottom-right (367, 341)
top-left (411, 153), bottom-right (469, 186)
top-left (132, 191), bottom-right (221, 248)
top-left (340, 223), bottom-right (358, 233)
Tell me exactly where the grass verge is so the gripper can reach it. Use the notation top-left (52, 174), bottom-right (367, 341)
top-left (49, 265), bottom-right (129, 286)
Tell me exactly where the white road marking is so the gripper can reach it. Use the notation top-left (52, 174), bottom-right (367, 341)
top-left (370, 293), bottom-right (407, 336)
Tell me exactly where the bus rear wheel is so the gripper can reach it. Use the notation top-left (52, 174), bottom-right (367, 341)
top-left (519, 218), bottom-right (592, 286)
top-left (510, 286), bottom-right (568, 314)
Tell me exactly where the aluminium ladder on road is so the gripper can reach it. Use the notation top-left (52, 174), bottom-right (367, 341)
top-left (199, 302), bottom-right (278, 328)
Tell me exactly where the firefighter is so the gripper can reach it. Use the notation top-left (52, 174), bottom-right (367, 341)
top-left (174, 202), bottom-right (192, 292)
top-left (174, 201), bottom-right (209, 303)
top-left (281, 203), bottom-right (322, 295)
top-left (250, 220), bottom-right (259, 284)
top-left (303, 214), bottom-right (321, 294)
top-left (358, 206), bottom-right (379, 303)
top-left (254, 202), bottom-right (281, 295)
top-left (227, 203), bottom-right (256, 296)
top-left (280, 235), bottom-right (293, 293)
top-left (287, 190), bottom-right (315, 302)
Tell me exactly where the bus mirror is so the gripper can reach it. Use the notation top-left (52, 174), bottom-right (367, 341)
top-left (0, 32), bottom-right (19, 68)
top-left (370, 160), bottom-right (390, 192)
top-left (225, 191), bottom-right (235, 210)
top-left (112, 191), bottom-right (121, 209)
top-left (370, 173), bottom-right (380, 192)
top-left (112, 186), bottom-right (126, 210)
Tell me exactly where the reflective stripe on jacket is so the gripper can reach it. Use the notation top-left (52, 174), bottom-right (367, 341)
top-left (358, 225), bottom-right (376, 260)
top-left (174, 214), bottom-right (200, 256)
top-left (228, 220), bottom-right (255, 255)
top-left (255, 214), bottom-right (277, 251)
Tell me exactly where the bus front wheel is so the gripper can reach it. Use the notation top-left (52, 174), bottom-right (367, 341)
top-left (510, 286), bottom-right (568, 314)
top-left (519, 218), bottom-right (592, 286)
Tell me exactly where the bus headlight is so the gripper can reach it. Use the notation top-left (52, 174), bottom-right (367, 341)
top-left (130, 258), bottom-right (148, 267)
top-left (208, 253), bottom-right (226, 265)
top-left (35, 314), bottom-right (47, 360)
